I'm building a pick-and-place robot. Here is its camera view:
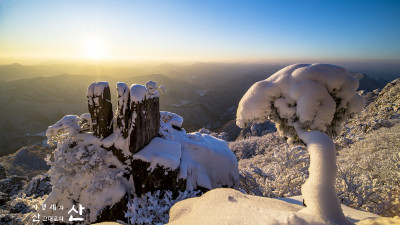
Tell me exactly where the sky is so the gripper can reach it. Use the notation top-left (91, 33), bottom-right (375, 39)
top-left (0, 0), bottom-right (399, 65)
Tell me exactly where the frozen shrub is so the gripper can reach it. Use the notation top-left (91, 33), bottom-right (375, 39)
top-left (125, 190), bottom-right (200, 225)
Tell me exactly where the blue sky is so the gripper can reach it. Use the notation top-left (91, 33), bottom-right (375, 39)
top-left (0, 0), bottom-right (399, 64)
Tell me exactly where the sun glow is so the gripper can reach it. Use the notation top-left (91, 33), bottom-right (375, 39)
top-left (83, 37), bottom-right (107, 60)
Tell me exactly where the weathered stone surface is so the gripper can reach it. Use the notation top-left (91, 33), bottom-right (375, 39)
top-left (0, 163), bottom-right (7, 180)
top-left (97, 195), bottom-right (129, 223)
top-left (116, 82), bottom-right (131, 139)
top-left (130, 159), bottom-right (187, 197)
top-left (129, 97), bottom-right (160, 154)
top-left (87, 82), bottom-right (113, 138)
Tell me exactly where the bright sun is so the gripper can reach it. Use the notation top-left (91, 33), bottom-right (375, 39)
top-left (83, 37), bottom-right (107, 60)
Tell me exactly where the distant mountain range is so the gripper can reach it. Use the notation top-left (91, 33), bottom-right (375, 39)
top-left (0, 63), bottom-right (397, 156)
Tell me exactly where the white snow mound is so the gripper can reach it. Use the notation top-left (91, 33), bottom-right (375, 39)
top-left (168, 188), bottom-right (382, 225)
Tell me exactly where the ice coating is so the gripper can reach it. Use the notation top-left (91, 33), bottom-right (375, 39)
top-left (236, 63), bottom-right (364, 141)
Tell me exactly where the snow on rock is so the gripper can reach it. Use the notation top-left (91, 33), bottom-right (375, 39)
top-left (42, 80), bottom-right (239, 223)
top-left (46, 115), bottom-right (81, 143)
top-left (130, 84), bottom-right (148, 103)
top-left (23, 174), bottom-right (51, 198)
top-left (237, 63), bottom-right (364, 142)
top-left (169, 188), bottom-right (381, 225)
top-left (43, 114), bottom-right (132, 223)
top-left (145, 80), bottom-right (157, 94)
top-left (159, 85), bottom-right (166, 94)
top-left (130, 82), bottom-right (160, 103)
top-left (117, 83), bottom-right (130, 118)
top-left (161, 111), bottom-right (183, 128)
top-left (159, 117), bottom-right (239, 190)
top-left (132, 137), bottom-right (181, 171)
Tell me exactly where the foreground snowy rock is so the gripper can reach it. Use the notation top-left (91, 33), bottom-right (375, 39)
top-left (168, 188), bottom-right (381, 225)
top-left (33, 81), bottom-right (238, 224)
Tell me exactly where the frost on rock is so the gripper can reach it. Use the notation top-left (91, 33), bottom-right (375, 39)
top-left (126, 190), bottom-right (200, 225)
top-left (42, 80), bottom-right (239, 223)
top-left (130, 82), bottom-right (159, 103)
top-left (44, 116), bottom-right (130, 223)
top-left (236, 64), bottom-right (364, 225)
top-left (132, 137), bottom-right (181, 171)
top-left (87, 82), bottom-right (113, 139)
top-left (160, 111), bottom-right (183, 128)
top-left (237, 63), bottom-right (364, 143)
top-left (159, 112), bottom-right (239, 190)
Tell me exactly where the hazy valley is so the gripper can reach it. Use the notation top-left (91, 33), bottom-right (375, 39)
top-left (0, 63), bottom-right (394, 156)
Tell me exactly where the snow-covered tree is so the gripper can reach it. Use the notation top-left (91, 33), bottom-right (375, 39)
top-left (236, 63), bottom-right (364, 224)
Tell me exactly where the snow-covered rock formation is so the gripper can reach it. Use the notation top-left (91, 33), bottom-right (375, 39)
top-left (38, 81), bottom-right (238, 224)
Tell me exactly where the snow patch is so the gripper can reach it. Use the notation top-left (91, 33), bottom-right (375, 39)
top-left (159, 118), bottom-right (239, 190)
top-left (132, 137), bottom-right (181, 171)
top-left (169, 188), bottom-right (380, 225)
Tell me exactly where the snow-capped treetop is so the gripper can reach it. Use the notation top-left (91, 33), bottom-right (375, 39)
top-left (237, 63), bottom-right (364, 142)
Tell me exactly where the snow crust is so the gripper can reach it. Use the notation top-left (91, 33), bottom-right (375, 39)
top-left (159, 112), bottom-right (239, 190)
top-left (132, 137), bottom-right (181, 171)
top-left (161, 111), bottom-right (183, 128)
top-left (169, 188), bottom-right (381, 225)
top-left (280, 195), bottom-right (380, 223)
top-left (237, 64), bottom-right (364, 141)
top-left (130, 84), bottom-right (149, 103)
top-left (87, 82), bottom-right (110, 107)
top-left (145, 80), bottom-right (157, 94)
top-left (46, 114), bottom-right (91, 144)
top-left (130, 81), bottom-right (160, 103)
